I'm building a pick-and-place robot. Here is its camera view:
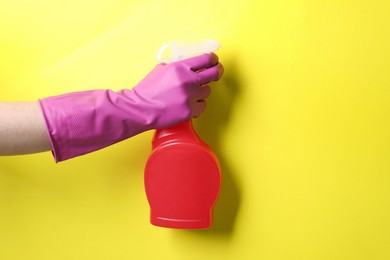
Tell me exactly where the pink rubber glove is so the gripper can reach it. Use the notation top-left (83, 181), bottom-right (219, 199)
top-left (39, 53), bottom-right (224, 162)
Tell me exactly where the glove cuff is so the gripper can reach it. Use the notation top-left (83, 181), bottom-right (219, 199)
top-left (39, 89), bottom-right (152, 162)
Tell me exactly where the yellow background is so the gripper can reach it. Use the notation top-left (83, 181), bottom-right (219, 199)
top-left (1, 0), bottom-right (390, 259)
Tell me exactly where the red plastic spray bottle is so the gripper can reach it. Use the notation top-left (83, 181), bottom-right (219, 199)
top-left (144, 40), bottom-right (222, 229)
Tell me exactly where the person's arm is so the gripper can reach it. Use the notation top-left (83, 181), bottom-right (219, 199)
top-left (0, 102), bottom-right (51, 155)
top-left (1, 53), bottom-right (223, 162)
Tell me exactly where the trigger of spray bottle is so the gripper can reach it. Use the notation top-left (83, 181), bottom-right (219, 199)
top-left (144, 40), bottom-right (222, 229)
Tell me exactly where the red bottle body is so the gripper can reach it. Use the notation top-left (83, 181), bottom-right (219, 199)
top-left (144, 120), bottom-right (221, 229)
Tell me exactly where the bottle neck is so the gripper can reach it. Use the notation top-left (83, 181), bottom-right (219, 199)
top-left (152, 120), bottom-right (202, 148)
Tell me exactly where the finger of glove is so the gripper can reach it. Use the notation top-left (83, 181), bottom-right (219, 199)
top-left (195, 85), bottom-right (211, 101)
top-left (196, 63), bottom-right (224, 85)
top-left (192, 101), bottom-right (207, 118)
top-left (181, 53), bottom-right (219, 71)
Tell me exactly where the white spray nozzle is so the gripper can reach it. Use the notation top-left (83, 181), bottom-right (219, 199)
top-left (156, 39), bottom-right (221, 63)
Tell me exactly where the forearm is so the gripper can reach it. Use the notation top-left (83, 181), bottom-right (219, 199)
top-left (0, 102), bottom-right (51, 155)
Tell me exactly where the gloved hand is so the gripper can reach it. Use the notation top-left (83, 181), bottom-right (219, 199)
top-left (39, 53), bottom-right (224, 162)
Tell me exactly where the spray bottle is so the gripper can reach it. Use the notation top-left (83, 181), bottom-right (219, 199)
top-left (144, 40), bottom-right (222, 229)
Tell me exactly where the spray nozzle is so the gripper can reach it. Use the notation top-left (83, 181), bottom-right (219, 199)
top-left (156, 39), bottom-right (221, 63)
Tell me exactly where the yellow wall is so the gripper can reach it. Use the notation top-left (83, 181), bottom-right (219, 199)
top-left (1, 0), bottom-right (390, 259)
